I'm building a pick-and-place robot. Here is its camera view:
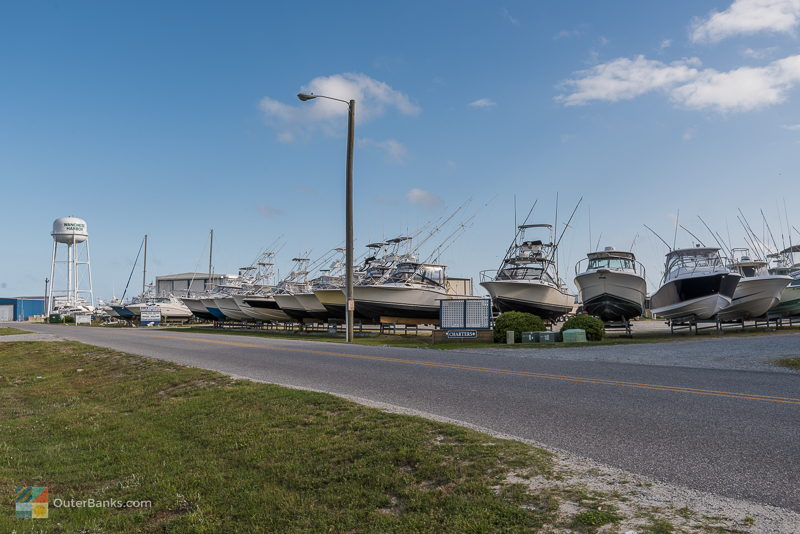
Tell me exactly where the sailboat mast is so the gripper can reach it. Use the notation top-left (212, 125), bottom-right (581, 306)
top-left (142, 234), bottom-right (148, 295)
top-left (208, 229), bottom-right (214, 290)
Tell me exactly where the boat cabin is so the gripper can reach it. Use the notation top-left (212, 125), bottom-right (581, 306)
top-left (386, 262), bottom-right (446, 287)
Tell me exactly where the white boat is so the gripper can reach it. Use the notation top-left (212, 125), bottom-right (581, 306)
top-left (126, 295), bottom-right (193, 320)
top-left (480, 224), bottom-right (574, 321)
top-left (717, 249), bottom-right (791, 321)
top-left (353, 261), bottom-right (475, 321)
top-left (181, 296), bottom-right (216, 320)
top-left (213, 295), bottom-right (251, 321)
top-left (650, 247), bottom-right (740, 320)
top-left (232, 293), bottom-right (291, 322)
top-left (574, 247), bottom-right (647, 322)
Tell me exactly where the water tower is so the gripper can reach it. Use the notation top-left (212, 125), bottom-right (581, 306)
top-left (47, 217), bottom-right (94, 315)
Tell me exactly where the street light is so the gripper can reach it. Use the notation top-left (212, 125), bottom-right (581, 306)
top-left (297, 92), bottom-right (356, 343)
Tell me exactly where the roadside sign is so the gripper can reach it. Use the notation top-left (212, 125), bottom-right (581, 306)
top-left (140, 305), bottom-right (161, 326)
top-left (445, 330), bottom-right (477, 339)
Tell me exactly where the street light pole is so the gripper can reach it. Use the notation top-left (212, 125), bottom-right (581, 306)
top-left (344, 99), bottom-right (355, 343)
top-left (298, 92), bottom-right (356, 342)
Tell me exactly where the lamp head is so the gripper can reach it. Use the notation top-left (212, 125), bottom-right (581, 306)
top-left (297, 93), bottom-right (317, 101)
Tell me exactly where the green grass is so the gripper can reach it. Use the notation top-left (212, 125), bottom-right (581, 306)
top-left (0, 327), bottom-right (27, 336)
top-left (775, 357), bottom-right (800, 370)
top-left (159, 324), bottom-right (800, 351)
top-left (0, 341), bottom-right (558, 533)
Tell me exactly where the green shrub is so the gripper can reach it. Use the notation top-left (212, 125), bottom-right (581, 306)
top-left (560, 314), bottom-right (604, 341)
top-left (493, 311), bottom-right (545, 343)
top-left (63, 315), bottom-right (75, 324)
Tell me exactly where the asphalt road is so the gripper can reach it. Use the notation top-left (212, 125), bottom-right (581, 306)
top-left (8, 324), bottom-right (800, 512)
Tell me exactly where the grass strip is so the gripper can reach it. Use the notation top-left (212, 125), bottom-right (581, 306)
top-left (0, 341), bottom-right (556, 533)
top-left (0, 327), bottom-right (27, 336)
top-left (775, 357), bottom-right (800, 370)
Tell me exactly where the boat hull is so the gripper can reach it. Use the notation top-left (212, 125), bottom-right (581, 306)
top-left (126, 301), bottom-right (193, 320)
top-left (273, 294), bottom-right (311, 322)
top-left (294, 293), bottom-right (329, 321)
top-left (768, 280), bottom-right (800, 318)
top-left (200, 298), bottom-right (227, 321)
top-left (651, 273), bottom-right (739, 320)
top-left (717, 275), bottom-right (792, 321)
top-left (234, 295), bottom-right (291, 322)
top-left (480, 280), bottom-right (574, 321)
top-left (181, 297), bottom-right (216, 320)
top-left (109, 305), bottom-right (135, 319)
top-left (574, 270), bottom-right (646, 322)
top-left (214, 297), bottom-right (250, 321)
top-left (352, 285), bottom-right (473, 321)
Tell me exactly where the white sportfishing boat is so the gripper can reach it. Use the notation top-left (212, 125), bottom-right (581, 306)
top-left (353, 261), bottom-right (475, 321)
top-left (480, 224), bottom-right (574, 321)
top-left (574, 247), bottom-right (647, 322)
top-left (650, 247), bottom-right (740, 320)
top-left (272, 257), bottom-right (313, 322)
top-left (126, 295), bottom-right (193, 320)
top-left (767, 247), bottom-right (800, 318)
top-left (717, 249), bottom-right (791, 321)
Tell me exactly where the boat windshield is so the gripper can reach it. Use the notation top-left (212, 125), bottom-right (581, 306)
top-left (588, 258), bottom-right (635, 271)
top-left (497, 266), bottom-right (557, 285)
top-left (387, 263), bottom-right (445, 286)
top-left (665, 249), bottom-right (724, 279)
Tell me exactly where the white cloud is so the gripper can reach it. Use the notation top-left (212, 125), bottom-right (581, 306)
top-left (671, 55), bottom-right (800, 111)
top-left (468, 98), bottom-right (497, 108)
top-left (501, 8), bottom-right (519, 26)
top-left (682, 127), bottom-right (696, 140)
top-left (560, 133), bottom-right (576, 143)
top-left (781, 123), bottom-right (800, 129)
top-left (659, 39), bottom-right (673, 50)
top-left (691, 0), bottom-right (800, 43)
top-left (557, 53), bottom-right (800, 113)
top-left (554, 28), bottom-right (583, 40)
top-left (742, 46), bottom-right (779, 59)
top-left (259, 73), bottom-right (420, 141)
top-left (361, 138), bottom-right (408, 163)
top-left (556, 55), bottom-right (701, 106)
top-left (406, 188), bottom-right (443, 208)
top-left (257, 204), bottom-right (284, 218)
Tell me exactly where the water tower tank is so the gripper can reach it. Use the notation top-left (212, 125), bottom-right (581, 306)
top-left (52, 217), bottom-right (89, 244)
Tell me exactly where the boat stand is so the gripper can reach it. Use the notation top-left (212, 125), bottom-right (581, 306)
top-left (669, 317), bottom-right (721, 335)
top-left (603, 319), bottom-right (632, 337)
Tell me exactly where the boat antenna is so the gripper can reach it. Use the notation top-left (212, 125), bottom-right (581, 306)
top-left (785, 199), bottom-right (795, 265)
top-left (412, 197), bottom-right (471, 253)
top-left (672, 209), bottom-right (679, 250)
top-left (588, 205), bottom-right (592, 252)
top-left (643, 224), bottom-right (671, 251)
top-left (594, 233), bottom-right (602, 253)
top-left (554, 192), bottom-right (559, 273)
top-left (629, 233), bottom-right (639, 252)
top-left (514, 194), bottom-right (517, 240)
top-left (760, 209), bottom-right (780, 254)
top-left (426, 196), bottom-right (493, 264)
top-left (120, 236), bottom-right (145, 302)
top-left (679, 224), bottom-right (705, 247)
top-left (697, 215), bottom-right (732, 258)
top-left (736, 215), bottom-right (764, 262)
top-left (549, 197), bottom-right (582, 265)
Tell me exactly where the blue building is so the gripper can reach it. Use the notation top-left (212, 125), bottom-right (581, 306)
top-left (0, 297), bottom-right (45, 321)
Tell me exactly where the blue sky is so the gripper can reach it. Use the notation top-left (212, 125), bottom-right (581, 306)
top-left (2, 0), bottom-right (800, 299)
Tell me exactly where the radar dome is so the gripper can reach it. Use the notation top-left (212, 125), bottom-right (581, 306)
top-left (52, 217), bottom-right (88, 244)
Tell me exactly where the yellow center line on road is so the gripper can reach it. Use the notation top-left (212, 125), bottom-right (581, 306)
top-left (131, 332), bottom-right (800, 406)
